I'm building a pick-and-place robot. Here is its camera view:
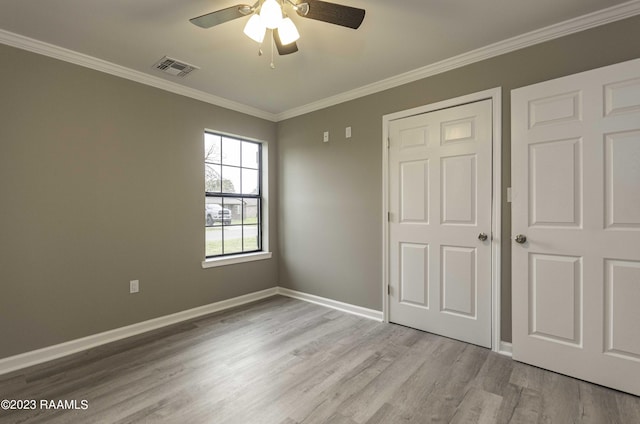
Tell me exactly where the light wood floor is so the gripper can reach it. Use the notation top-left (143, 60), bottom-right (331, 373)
top-left (1, 296), bottom-right (639, 423)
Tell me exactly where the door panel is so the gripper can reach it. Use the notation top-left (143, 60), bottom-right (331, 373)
top-left (604, 259), bottom-right (640, 360)
top-left (604, 77), bottom-right (640, 115)
top-left (441, 246), bottom-right (476, 317)
top-left (400, 161), bottom-right (429, 223)
top-left (399, 243), bottom-right (430, 307)
top-left (529, 138), bottom-right (581, 227)
top-left (604, 131), bottom-right (640, 228)
top-left (512, 58), bottom-right (640, 395)
top-left (529, 254), bottom-right (582, 345)
top-left (441, 154), bottom-right (476, 225)
top-left (389, 99), bottom-right (492, 348)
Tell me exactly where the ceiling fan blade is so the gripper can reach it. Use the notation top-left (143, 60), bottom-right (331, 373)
top-left (190, 5), bottom-right (253, 29)
top-left (274, 29), bottom-right (299, 55)
top-left (297, 0), bottom-right (365, 29)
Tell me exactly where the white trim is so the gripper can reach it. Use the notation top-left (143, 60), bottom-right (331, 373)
top-left (276, 0), bottom-right (640, 120)
top-left (499, 342), bottom-right (513, 357)
top-left (202, 251), bottom-right (272, 268)
top-left (261, 140), bottom-right (271, 255)
top-left (382, 119), bottom-right (390, 323)
top-left (0, 287), bottom-right (278, 376)
top-left (491, 90), bottom-right (503, 354)
top-left (276, 287), bottom-right (384, 322)
top-left (1, 2), bottom-right (639, 122)
top-left (381, 88), bottom-right (502, 352)
top-left (0, 286), bottom-right (386, 376)
top-left (0, 29), bottom-right (278, 122)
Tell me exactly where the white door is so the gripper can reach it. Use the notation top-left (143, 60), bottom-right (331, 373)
top-left (388, 99), bottom-right (493, 348)
top-left (512, 58), bottom-right (640, 396)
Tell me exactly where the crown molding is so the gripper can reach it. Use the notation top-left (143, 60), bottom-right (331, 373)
top-left (0, 29), bottom-right (279, 122)
top-left (275, 0), bottom-right (640, 121)
top-left (1, 0), bottom-right (639, 123)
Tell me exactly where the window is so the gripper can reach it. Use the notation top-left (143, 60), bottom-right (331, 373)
top-left (204, 132), bottom-right (263, 259)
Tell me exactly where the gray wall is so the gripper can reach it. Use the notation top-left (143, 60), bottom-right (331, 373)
top-left (0, 44), bottom-right (278, 359)
top-left (277, 15), bottom-right (640, 342)
top-left (2, 15), bottom-right (640, 359)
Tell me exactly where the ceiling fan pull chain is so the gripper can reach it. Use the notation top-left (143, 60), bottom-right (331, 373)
top-left (270, 31), bottom-right (276, 69)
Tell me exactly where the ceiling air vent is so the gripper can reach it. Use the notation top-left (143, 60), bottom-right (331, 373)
top-left (153, 56), bottom-right (199, 78)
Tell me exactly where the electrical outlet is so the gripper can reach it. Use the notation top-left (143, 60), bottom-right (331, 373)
top-left (130, 280), bottom-right (139, 294)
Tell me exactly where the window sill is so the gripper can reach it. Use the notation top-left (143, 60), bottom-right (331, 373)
top-left (201, 251), bottom-right (272, 268)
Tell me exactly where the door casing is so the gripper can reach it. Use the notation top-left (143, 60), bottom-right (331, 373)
top-left (382, 88), bottom-right (503, 352)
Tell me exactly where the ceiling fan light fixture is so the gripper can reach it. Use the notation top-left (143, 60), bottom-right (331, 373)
top-left (260, 0), bottom-right (283, 29)
top-left (243, 14), bottom-right (266, 43)
top-left (277, 17), bottom-right (300, 45)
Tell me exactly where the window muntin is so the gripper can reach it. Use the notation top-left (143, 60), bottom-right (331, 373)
top-left (205, 133), bottom-right (262, 258)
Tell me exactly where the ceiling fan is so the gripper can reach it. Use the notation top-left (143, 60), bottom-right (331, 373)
top-left (189, 0), bottom-right (366, 56)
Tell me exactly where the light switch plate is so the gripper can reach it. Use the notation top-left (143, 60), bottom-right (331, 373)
top-left (130, 280), bottom-right (139, 294)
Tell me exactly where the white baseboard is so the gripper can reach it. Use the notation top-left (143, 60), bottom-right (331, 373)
top-left (0, 287), bottom-right (278, 376)
top-left (276, 287), bottom-right (384, 322)
top-left (498, 341), bottom-right (513, 357)
top-left (0, 286), bottom-right (385, 376)
top-left (0, 285), bottom-right (506, 375)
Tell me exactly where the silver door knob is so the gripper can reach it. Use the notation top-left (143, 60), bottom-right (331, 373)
top-left (515, 234), bottom-right (527, 244)
top-left (478, 232), bottom-right (488, 241)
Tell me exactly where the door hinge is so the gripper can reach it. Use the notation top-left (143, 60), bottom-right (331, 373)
top-left (387, 284), bottom-right (391, 295)
top-left (386, 137), bottom-right (390, 149)
top-left (387, 211), bottom-right (391, 222)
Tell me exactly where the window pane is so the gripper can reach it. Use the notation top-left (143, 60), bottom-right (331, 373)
top-left (205, 197), bottom-right (225, 256)
top-left (205, 197), bottom-right (224, 227)
top-left (221, 165), bottom-right (241, 194)
top-left (206, 228), bottom-right (223, 256)
top-left (205, 133), bottom-right (221, 163)
top-left (241, 168), bottom-right (259, 195)
top-left (242, 141), bottom-right (259, 169)
top-left (221, 137), bottom-right (241, 167)
top-left (243, 225), bottom-right (259, 251)
top-left (222, 226), bottom-right (243, 255)
top-left (205, 164), bottom-right (221, 193)
top-left (242, 198), bottom-right (259, 224)
top-left (222, 198), bottom-right (240, 225)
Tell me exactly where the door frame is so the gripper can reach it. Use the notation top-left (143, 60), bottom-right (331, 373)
top-left (381, 87), bottom-right (503, 352)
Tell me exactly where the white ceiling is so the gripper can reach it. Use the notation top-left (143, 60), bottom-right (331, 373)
top-left (0, 0), bottom-right (637, 119)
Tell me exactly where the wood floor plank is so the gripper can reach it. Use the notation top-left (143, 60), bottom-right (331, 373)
top-left (336, 334), bottom-right (438, 422)
top-left (240, 320), bottom-right (410, 424)
top-left (364, 403), bottom-right (401, 424)
top-left (386, 335), bottom-right (467, 421)
top-left (576, 383), bottom-right (622, 424)
top-left (1, 295), bottom-right (639, 424)
top-left (537, 371), bottom-right (582, 424)
top-left (449, 388), bottom-right (503, 424)
top-left (508, 387), bottom-right (542, 424)
top-left (404, 344), bottom-right (490, 423)
top-left (493, 383), bottom-right (526, 423)
top-left (470, 351), bottom-right (514, 396)
top-left (616, 392), bottom-right (640, 424)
